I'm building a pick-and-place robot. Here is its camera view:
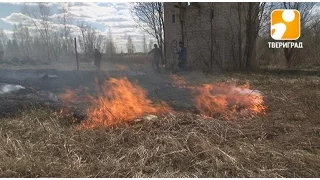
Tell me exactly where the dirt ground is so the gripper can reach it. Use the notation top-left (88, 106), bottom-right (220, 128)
top-left (0, 60), bottom-right (319, 177)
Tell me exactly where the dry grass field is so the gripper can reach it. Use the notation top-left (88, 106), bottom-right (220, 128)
top-left (0, 69), bottom-right (319, 177)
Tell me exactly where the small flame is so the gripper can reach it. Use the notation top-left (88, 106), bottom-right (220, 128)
top-left (59, 88), bottom-right (82, 104)
top-left (170, 75), bottom-right (188, 88)
top-left (194, 82), bottom-right (266, 119)
top-left (54, 107), bottom-right (73, 119)
top-left (116, 65), bottom-right (128, 71)
top-left (60, 77), bottom-right (170, 129)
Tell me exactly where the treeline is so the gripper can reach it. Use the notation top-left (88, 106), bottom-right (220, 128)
top-left (0, 2), bottom-right (118, 63)
top-left (0, 2), bottom-right (155, 64)
top-left (0, 2), bottom-right (116, 62)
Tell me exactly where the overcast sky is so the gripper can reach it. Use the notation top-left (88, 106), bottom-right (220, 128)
top-left (0, 2), bottom-right (155, 53)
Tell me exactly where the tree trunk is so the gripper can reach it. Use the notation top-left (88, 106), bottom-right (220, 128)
top-left (237, 3), bottom-right (243, 70)
top-left (75, 38), bottom-right (79, 70)
top-left (284, 47), bottom-right (294, 67)
top-left (46, 39), bottom-right (51, 62)
top-left (155, 34), bottom-right (160, 49)
top-left (159, 36), bottom-right (164, 64)
top-left (210, 9), bottom-right (214, 70)
top-left (244, 2), bottom-right (263, 70)
top-left (162, 9), bottom-right (166, 66)
top-left (178, 3), bottom-right (185, 43)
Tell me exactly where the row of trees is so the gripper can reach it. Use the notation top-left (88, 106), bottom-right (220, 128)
top-left (0, 2), bottom-right (155, 63)
top-left (126, 35), bottom-right (155, 54)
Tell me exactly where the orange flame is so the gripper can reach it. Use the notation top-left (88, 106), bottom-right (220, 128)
top-left (194, 82), bottom-right (266, 119)
top-left (170, 74), bottom-right (188, 88)
top-left (60, 77), bottom-right (170, 128)
top-left (54, 108), bottom-right (72, 119)
top-left (59, 88), bottom-right (83, 104)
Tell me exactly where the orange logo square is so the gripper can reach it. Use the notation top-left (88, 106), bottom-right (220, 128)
top-left (271, 9), bottom-right (300, 40)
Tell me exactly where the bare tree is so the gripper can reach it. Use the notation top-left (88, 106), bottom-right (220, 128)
top-left (77, 22), bottom-right (87, 53)
top-left (0, 28), bottom-right (7, 52)
top-left (58, 2), bottom-right (73, 55)
top-left (105, 28), bottom-right (116, 56)
top-left (6, 39), bottom-right (20, 58)
top-left (142, 34), bottom-right (147, 53)
top-left (31, 34), bottom-right (47, 60)
top-left (311, 18), bottom-right (320, 44)
top-left (86, 27), bottom-right (96, 52)
top-left (126, 35), bottom-right (135, 54)
top-left (243, 2), bottom-right (267, 69)
top-left (77, 22), bottom-right (103, 55)
top-left (51, 31), bottom-right (64, 61)
top-left (227, 3), bottom-right (267, 70)
top-left (23, 3), bottom-right (52, 62)
top-left (94, 33), bottom-right (104, 50)
top-left (12, 23), bottom-right (33, 57)
top-left (5, 40), bottom-right (12, 57)
top-left (131, 3), bottom-right (164, 56)
top-left (279, 2), bottom-right (317, 67)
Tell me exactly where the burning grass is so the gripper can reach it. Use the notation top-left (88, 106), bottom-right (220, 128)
top-left (194, 82), bottom-right (266, 119)
top-left (60, 77), bottom-right (171, 128)
top-left (169, 74), bottom-right (267, 119)
top-left (170, 74), bottom-right (188, 88)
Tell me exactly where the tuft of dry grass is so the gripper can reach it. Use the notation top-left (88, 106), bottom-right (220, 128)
top-left (0, 71), bottom-right (320, 177)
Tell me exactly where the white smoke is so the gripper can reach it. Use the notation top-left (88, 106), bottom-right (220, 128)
top-left (0, 84), bottom-right (25, 94)
top-left (232, 87), bottom-right (262, 96)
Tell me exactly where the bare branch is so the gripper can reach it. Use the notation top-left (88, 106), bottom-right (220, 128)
top-left (131, 2), bottom-right (164, 55)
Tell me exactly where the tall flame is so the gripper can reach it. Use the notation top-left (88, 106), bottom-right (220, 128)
top-left (60, 77), bottom-right (170, 128)
top-left (194, 82), bottom-right (266, 119)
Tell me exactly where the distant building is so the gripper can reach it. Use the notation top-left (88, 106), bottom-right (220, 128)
top-left (164, 2), bottom-right (251, 71)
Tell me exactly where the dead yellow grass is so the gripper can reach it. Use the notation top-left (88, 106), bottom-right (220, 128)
top-left (0, 112), bottom-right (319, 177)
